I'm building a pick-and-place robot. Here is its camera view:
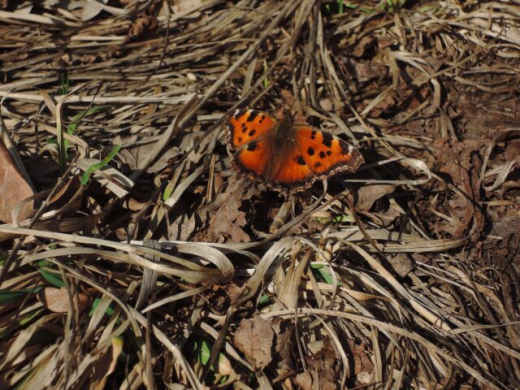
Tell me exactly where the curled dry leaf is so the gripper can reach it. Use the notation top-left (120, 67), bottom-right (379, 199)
top-left (234, 316), bottom-right (274, 371)
top-left (356, 184), bottom-right (395, 212)
top-left (352, 36), bottom-right (376, 58)
top-left (0, 139), bottom-right (34, 223)
top-left (47, 175), bottom-right (82, 212)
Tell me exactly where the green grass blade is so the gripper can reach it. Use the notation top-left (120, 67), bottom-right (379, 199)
top-left (81, 145), bottom-right (121, 186)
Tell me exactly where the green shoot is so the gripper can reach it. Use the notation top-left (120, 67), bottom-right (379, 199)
top-left (59, 71), bottom-right (69, 95)
top-left (263, 60), bottom-right (269, 88)
top-left (81, 145), bottom-right (121, 185)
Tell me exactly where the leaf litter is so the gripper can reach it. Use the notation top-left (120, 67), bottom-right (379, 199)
top-left (0, 0), bottom-right (520, 389)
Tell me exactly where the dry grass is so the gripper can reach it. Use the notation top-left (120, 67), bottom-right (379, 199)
top-left (0, 0), bottom-right (519, 389)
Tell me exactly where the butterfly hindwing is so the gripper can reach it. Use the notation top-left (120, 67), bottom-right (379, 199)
top-left (294, 125), bottom-right (364, 177)
top-left (270, 143), bottom-right (314, 192)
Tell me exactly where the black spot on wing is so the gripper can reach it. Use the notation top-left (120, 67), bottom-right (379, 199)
top-left (319, 151), bottom-right (326, 159)
top-left (249, 130), bottom-right (256, 137)
top-left (259, 115), bottom-right (266, 123)
top-left (247, 111), bottom-right (259, 122)
top-left (322, 132), bottom-right (333, 148)
top-left (233, 109), bottom-right (247, 120)
top-left (296, 156), bottom-right (306, 166)
top-left (247, 141), bottom-right (257, 151)
top-left (311, 131), bottom-right (317, 140)
top-left (307, 147), bottom-right (315, 156)
top-left (314, 162), bottom-right (322, 169)
top-left (241, 123), bottom-right (247, 133)
top-left (326, 150), bottom-right (332, 156)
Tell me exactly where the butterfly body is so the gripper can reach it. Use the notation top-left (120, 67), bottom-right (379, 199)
top-left (225, 109), bottom-right (364, 194)
top-left (253, 116), bottom-right (295, 182)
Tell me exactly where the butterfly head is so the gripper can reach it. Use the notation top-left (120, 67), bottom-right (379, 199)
top-left (282, 108), bottom-right (293, 121)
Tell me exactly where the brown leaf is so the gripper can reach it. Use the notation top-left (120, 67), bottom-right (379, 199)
top-left (0, 139), bottom-right (34, 223)
top-left (387, 254), bottom-right (415, 277)
top-left (271, 319), bottom-right (295, 374)
top-left (347, 339), bottom-right (374, 383)
top-left (438, 161), bottom-right (474, 238)
top-left (38, 287), bottom-right (90, 313)
top-left (369, 206), bottom-right (402, 227)
top-left (356, 184), bottom-right (395, 212)
top-left (234, 316), bottom-right (274, 370)
top-left (301, 338), bottom-right (339, 390)
top-left (197, 177), bottom-right (253, 243)
top-left (505, 140), bottom-right (520, 162)
top-left (492, 215), bottom-right (520, 238)
top-left (352, 60), bottom-right (387, 83)
top-left (126, 14), bottom-right (158, 41)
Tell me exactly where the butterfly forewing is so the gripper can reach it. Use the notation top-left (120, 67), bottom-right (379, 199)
top-left (232, 138), bottom-right (273, 177)
top-left (226, 109), bottom-right (276, 149)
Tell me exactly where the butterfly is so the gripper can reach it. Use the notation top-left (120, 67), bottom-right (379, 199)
top-left (224, 109), bottom-right (364, 195)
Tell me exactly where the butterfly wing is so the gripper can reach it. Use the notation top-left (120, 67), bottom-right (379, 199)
top-left (269, 143), bottom-right (314, 194)
top-left (225, 109), bottom-right (277, 178)
top-left (225, 109), bottom-right (276, 150)
top-left (225, 111), bottom-right (364, 194)
top-left (232, 138), bottom-right (274, 178)
top-left (294, 125), bottom-right (364, 178)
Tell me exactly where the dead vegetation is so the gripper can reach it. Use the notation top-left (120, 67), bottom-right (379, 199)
top-left (0, 0), bottom-right (519, 389)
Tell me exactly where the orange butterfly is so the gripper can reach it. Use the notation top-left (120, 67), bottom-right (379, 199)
top-left (225, 109), bottom-right (364, 194)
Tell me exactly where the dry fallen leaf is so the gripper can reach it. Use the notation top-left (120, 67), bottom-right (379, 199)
top-left (38, 287), bottom-right (90, 313)
top-left (387, 253), bottom-right (415, 277)
top-left (126, 14), bottom-right (158, 41)
top-left (0, 139), bottom-right (34, 223)
top-left (271, 319), bottom-right (295, 377)
top-left (301, 338), bottom-right (339, 390)
top-left (356, 184), bottom-right (395, 212)
top-left (352, 36), bottom-right (376, 58)
top-left (505, 140), bottom-right (520, 162)
top-left (234, 316), bottom-right (274, 370)
top-left (192, 176), bottom-right (254, 243)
